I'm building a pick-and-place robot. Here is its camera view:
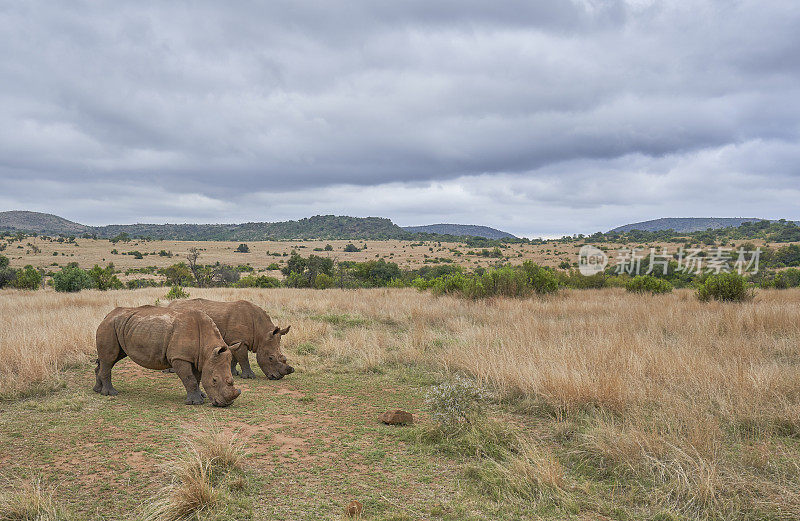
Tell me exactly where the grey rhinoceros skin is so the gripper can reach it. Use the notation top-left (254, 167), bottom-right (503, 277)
top-left (169, 298), bottom-right (293, 380)
top-left (94, 305), bottom-right (242, 406)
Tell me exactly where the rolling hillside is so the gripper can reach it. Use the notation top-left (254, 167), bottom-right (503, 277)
top-left (0, 210), bottom-right (89, 235)
top-left (403, 223), bottom-right (516, 239)
top-left (610, 217), bottom-right (767, 233)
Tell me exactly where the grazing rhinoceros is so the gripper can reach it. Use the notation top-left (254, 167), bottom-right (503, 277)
top-left (168, 299), bottom-right (293, 380)
top-left (94, 305), bottom-right (243, 406)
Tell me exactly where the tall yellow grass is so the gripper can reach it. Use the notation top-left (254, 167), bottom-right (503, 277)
top-left (3, 288), bottom-right (800, 424)
top-left (2, 286), bottom-right (800, 515)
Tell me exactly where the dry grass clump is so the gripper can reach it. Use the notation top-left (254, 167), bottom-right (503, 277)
top-left (140, 426), bottom-right (246, 521)
top-left (0, 479), bottom-right (72, 521)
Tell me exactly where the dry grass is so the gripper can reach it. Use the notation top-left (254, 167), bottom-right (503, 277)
top-left (2, 286), bottom-right (800, 518)
top-left (0, 479), bottom-right (71, 521)
top-left (7, 235), bottom-right (752, 274)
top-left (140, 425), bottom-right (246, 521)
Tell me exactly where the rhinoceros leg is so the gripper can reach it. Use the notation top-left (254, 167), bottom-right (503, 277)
top-left (191, 366), bottom-right (206, 399)
top-left (173, 360), bottom-right (204, 405)
top-left (230, 357), bottom-right (240, 377)
top-left (236, 350), bottom-right (257, 379)
top-left (94, 357), bottom-right (121, 396)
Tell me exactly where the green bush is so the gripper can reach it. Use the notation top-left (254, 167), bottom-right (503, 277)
top-left (53, 265), bottom-right (95, 292)
top-left (625, 275), bottom-right (673, 294)
top-left (429, 262), bottom-right (558, 300)
top-left (235, 275), bottom-right (282, 288)
top-left (235, 243), bottom-right (250, 253)
top-left (165, 286), bottom-right (190, 300)
top-left (314, 272), bottom-right (336, 289)
top-left (521, 261), bottom-right (559, 295)
top-left (343, 243), bottom-right (360, 252)
top-left (13, 265), bottom-right (42, 290)
top-left (697, 272), bottom-right (754, 302)
top-left (774, 268), bottom-right (800, 289)
top-left (0, 254), bottom-right (15, 288)
top-left (158, 263), bottom-right (194, 286)
top-left (87, 263), bottom-right (123, 290)
top-left (266, 263), bottom-right (280, 270)
top-left (126, 278), bottom-right (161, 289)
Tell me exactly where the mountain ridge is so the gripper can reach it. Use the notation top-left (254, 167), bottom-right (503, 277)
top-left (402, 223), bottom-right (516, 239)
top-left (609, 217), bottom-right (775, 233)
top-left (0, 211), bottom-right (515, 240)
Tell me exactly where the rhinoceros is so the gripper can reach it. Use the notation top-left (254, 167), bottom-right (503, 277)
top-left (168, 299), bottom-right (293, 380)
top-left (94, 305), bottom-right (243, 406)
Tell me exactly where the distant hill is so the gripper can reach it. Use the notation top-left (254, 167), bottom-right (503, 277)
top-left (2, 211), bottom-right (516, 240)
top-left (403, 224), bottom-right (516, 239)
top-left (92, 215), bottom-right (410, 240)
top-left (0, 210), bottom-right (89, 235)
top-left (610, 218), bottom-right (769, 233)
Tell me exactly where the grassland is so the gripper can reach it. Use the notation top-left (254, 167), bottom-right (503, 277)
top-left (2, 236), bottom-right (692, 274)
top-left (1, 286), bottom-right (800, 520)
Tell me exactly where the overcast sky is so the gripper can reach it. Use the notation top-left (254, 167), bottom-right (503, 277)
top-left (1, 1), bottom-right (798, 237)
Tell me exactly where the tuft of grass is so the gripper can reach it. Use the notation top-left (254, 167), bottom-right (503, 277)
top-left (296, 342), bottom-right (318, 355)
top-left (140, 426), bottom-right (246, 521)
top-left (22, 392), bottom-right (87, 412)
top-left (311, 313), bottom-right (368, 328)
top-left (466, 439), bottom-right (570, 508)
top-left (0, 479), bottom-right (73, 521)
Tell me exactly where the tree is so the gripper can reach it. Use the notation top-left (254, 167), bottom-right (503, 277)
top-left (186, 247), bottom-right (204, 287)
top-left (88, 263), bottom-right (124, 290)
top-left (13, 265), bottom-right (41, 290)
top-left (159, 263), bottom-right (194, 286)
top-left (235, 243), bottom-right (250, 253)
top-left (53, 264), bottom-right (95, 292)
top-left (110, 232), bottom-right (130, 244)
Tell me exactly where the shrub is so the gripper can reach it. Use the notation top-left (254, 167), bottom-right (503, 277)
top-left (165, 286), bottom-right (190, 300)
top-left (313, 272), bottom-right (336, 289)
top-left (159, 263), bottom-right (194, 286)
top-left (697, 272), bottom-right (754, 302)
top-left (625, 275), bottom-right (673, 294)
top-left (426, 375), bottom-right (490, 427)
top-left (210, 265), bottom-right (240, 287)
top-left (429, 262), bottom-right (558, 300)
top-left (87, 263), bottom-right (124, 290)
top-left (0, 255), bottom-right (16, 288)
top-left (234, 243), bottom-right (250, 253)
top-left (127, 278), bottom-right (161, 289)
top-left (53, 265), bottom-right (94, 292)
top-left (12, 265), bottom-right (41, 290)
top-left (521, 261), bottom-right (559, 295)
top-left (343, 243), bottom-right (360, 252)
top-left (235, 275), bottom-right (282, 288)
top-left (0, 266), bottom-right (15, 288)
top-left (774, 268), bottom-right (800, 289)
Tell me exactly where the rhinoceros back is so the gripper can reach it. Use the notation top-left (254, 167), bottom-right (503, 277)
top-left (106, 306), bottom-right (178, 370)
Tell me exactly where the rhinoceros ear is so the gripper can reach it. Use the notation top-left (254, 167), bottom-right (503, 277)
top-left (228, 342), bottom-right (242, 352)
top-left (213, 346), bottom-right (228, 356)
top-left (279, 325), bottom-right (291, 335)
top-left (272, 326), bottom-right (281, 336)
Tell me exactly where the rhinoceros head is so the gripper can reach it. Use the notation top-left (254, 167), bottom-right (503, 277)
top-left (256, 326), bottom-right (294, 380)
top-left (201, 343), bottom-right (243, 407)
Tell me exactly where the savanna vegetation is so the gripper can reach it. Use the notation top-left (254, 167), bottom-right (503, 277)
top-left (1, 286), bottom-right (800, 520)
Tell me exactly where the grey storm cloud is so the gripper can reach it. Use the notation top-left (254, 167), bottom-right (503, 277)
top-left (0, 0), bottom-right (798, 236)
